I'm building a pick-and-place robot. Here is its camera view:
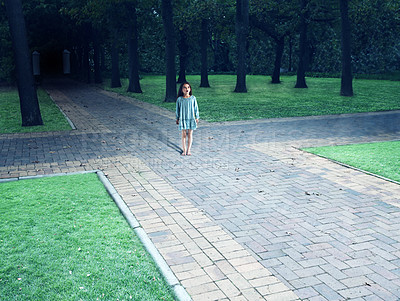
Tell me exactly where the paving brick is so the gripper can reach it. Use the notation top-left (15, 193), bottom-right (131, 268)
top-left (224, 275), bottom-right (254, 293)
top-left (185, 281), bottom-right (220, 296)
top-left (316, 273), bottom-right (347, 291)
top-left (203, 264), bottom-right (227, 282)
top-left (365, 283), bottom-right (399, 301)
top-left (367, 273), bottom-right (400, 297)
top-left (190, 289), bottom-right (227, 301)
top-left (340, 275), bottom-right (372, 288)
top-left (344, 257), bottom-right (374, 268)
top-left (273, 265), bottom-right (300, 281)
top-left (192, 252), bottom-right (214, 267)
top-left (342, 266), bottom-right (374, 278)
top-left (240, 287), bottom-right (264, 301)
top-left (216, 279), bottom-right (241, 298)
top-left (170, 261), bottom-right (201, 274)
top-left (235, 262), bottom-right (265, 274)
top-left (294, 286), bottom-right (319, 299)
top-left (175, 267), bottom-right (208, 281)
top-left (256, 282), bottom-right (292, 295)
top-left (290, 276), bottom-right (322, 290)
top-left (215, 259), bottom-right (237, 276)
top-left (294, 266), bottom-right (325, 278)
top-left (337, 286), bottom-right (373, 299)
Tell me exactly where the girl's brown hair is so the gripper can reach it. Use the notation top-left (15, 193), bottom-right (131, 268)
top-left (177, 82), bottom-right (193, 98)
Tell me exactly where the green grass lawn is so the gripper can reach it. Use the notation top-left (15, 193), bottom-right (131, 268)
top-left (0, 173), bottom-right (175, 300)
top-left (104, 75), bottom-right (400, 122)
top-left (0, 88), bottom-right (72, 134)
top-left (303, 141), bottom-right (400, 182)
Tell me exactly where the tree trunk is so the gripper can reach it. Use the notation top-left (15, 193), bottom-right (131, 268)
top-left (295, 0), bottom-right (308, 88)
top-left (162, 0), bottom-right (177, 102)
top-left (177, 29), bottom-right (188, 84)
top-left (200, 18), bottom-right (210, 88)
top-left (271, 36), bottom-right (285, 84)
top-left (288, 37), bottom-right (293, 72)
top-left (82, 24), bottom-right (91, 83)
top-left (212, 40), bottom-right (231, 72)
top-left (127, 2), bottom-right (142, 93)
top-left (93, 29), bottom-right (102, 84)
top-left (110, 33), bottom-right (121, 88)
top-left (234, 0), bottom-right (249, 93)
top-left (4, 0), bottom-right (43, 127)
top-left (100, 46), bottom-right (106, 72)
top-left (83, 43), bottom-right (90, 83)
top-left (76, 46), bottom-right (83, 75)
top-left (340, 0), bottom-right (353, 96)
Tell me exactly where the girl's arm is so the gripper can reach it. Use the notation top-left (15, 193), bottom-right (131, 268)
top-left (176, 97), bottom-right (180, 122)
top-left (194, 97), bottom-right (199, 120)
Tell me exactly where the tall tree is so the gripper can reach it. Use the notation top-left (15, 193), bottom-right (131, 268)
top-left (250, 0), bottom-right (297, 84)
top-left (295, 0), bottom-right (309, 88)
top-left (110, 30), bottom-right (122, 88)
top-left (177, 28), bottom-right (189, 83)
top-left (161, 0), bottom-right (177, 102)
top-left (126, 0), bottom-right (142, 93)
top-left (93, 28), bottom-right (102, 84)
top-left (107, 4), bottom-right (122, 88)
top-left (83, 26), bottom-right (91, 83)
top-left (339, 0), bottom-right (353, 96)
top-left (4, 0), bottom-right (43, 126)
top-left (234, 0), bottom-right (249, 93)
top-left (200, 18), bottom-right (210, 87)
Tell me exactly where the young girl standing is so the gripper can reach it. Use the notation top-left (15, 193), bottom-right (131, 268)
top-left (176, 82), bottom-right (199, 156)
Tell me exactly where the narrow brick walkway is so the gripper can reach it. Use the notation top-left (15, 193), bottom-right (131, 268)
top-left (1, 78), bottom-right (400, 300)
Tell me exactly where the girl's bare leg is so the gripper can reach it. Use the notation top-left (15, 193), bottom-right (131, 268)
top-left (187, 130), bottom-right (193, 155)
top-left (181, 130), bottom-right (187, 155)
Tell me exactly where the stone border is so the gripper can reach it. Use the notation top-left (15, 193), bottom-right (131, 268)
top-left (97, 171), bottom-right (192, 301)
top-left (47, 91), bottom-right (77, 130)
top-left (0, 170), bottom-right (192, 301)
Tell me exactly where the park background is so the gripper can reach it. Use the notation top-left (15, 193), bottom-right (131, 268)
top-left (1, 0), bottom-right (399, 89)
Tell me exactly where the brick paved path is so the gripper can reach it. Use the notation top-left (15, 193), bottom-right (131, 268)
top-left (1, 78), bottom-right (400, 300)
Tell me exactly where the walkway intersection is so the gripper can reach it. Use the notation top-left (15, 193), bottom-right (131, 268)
top-left (1, 78), bottom-right (400, 300)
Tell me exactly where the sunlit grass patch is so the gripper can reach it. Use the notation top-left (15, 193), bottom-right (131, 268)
top-left (0, 173), bottom-right (175, 300)
top-left (104, 75), bottom-right (400, 122)
top-left (303, 141), bottom-right (400, 182)
top-left (0, 88), bottom-right (72, 133)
